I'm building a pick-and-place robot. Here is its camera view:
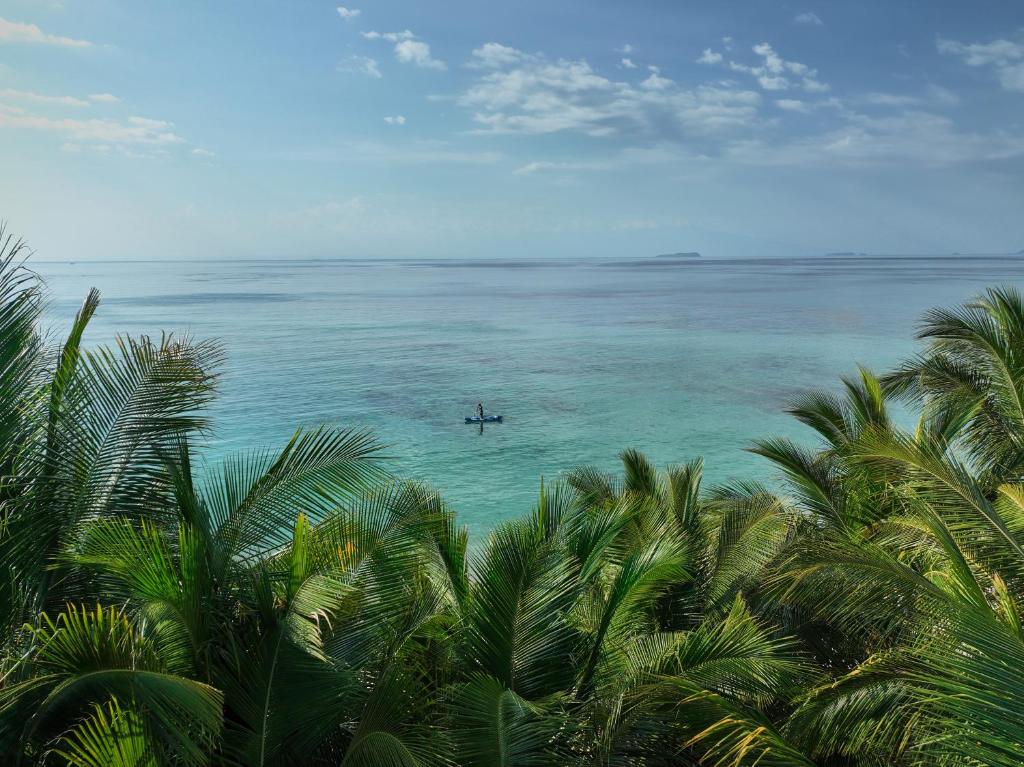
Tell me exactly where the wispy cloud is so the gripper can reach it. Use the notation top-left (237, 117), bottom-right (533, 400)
top-left (513, 160), bottom-right (611, 175)
top-left (0, 88), bottom-right (89, 107)
top-left (0, 105), bottom-right (184, 152)
top-left (384, 115), bottom-right (406, 125)
top-left (621, 57), bottom-right (637, 69)
top-left (696, 49), bottom-right (723, 65)
top-left (363, 30), bottom-right (446, 70)
top-left (336, 6), bottom-right (361, 20)
top-left (458, 38), bottom-right (1007, 174)
top-left (794, 12), bottom-right (823, 26)
top-left (728, 109), bottom-right (1024, 167)
top-left (938, 34), bottom-right (1024, 92)
top-left (861, 84), bottom-right (959, 108)
top-left (0, 17), bottom-right (92, 47)
top-left (362, 30), bottom-right (413, 41)
top-left (338, 54), bottom-right (382, 79)
top-left (0, 88), bottom-right (122, 108)
top-left (466, 42), bottom-right (529, 69)
top-left (719, 42), bottom-right (829, 92)
top-left (281, 138), bottom-right (504, 166)
top-left (395, 39), bottom-right (445, 70)
top-left (513, 157), bottom-right (692, 190)
top-left (459, 44), bottom-right (761, 139)
top-left (775, 98), bottom-right (810, 112)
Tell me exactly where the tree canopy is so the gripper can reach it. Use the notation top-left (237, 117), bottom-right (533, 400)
top-left (2, 227), bottom-right (1023, 766)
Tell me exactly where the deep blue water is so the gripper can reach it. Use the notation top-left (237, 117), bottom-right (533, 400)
top-left (36, 255), bottom-right (1024, 536)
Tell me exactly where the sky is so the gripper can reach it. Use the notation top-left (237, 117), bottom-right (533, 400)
top-left (1, 0), bottom-right (1023, 260)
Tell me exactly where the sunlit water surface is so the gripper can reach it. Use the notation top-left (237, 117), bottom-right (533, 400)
top-left (36, 255), bottom-right (1024, 536)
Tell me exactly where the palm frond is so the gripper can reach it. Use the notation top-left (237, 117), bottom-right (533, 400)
top-left (3, 605), bottom-right (222, 764)
top-left (465, 519), bottom-right (580, 698)
top-left (48, 698), bottom-right (159, 767)
top-left (207, 426), bottom-right (386, 562)
top-left (449, 674), bottom-right (568, 767)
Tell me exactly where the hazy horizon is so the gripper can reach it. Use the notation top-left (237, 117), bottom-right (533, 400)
top-left (24, 251), bottom-right (1024, 264)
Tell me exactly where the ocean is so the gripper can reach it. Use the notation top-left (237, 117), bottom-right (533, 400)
top-left (35, 255), bottom-right (1024, 537)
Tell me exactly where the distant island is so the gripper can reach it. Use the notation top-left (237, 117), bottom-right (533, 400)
top-left (655, 251), bottom-right (701, 258)
top-left (824, 249), bottom-right (1024, 258)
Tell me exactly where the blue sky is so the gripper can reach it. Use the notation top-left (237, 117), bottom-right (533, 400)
top-left (1, 0), bottom-right (1023, 260)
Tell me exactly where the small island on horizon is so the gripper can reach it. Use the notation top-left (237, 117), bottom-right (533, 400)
top-left (654, 251), bottom-right (701, 258)
top-left (825, 249), bottom-right (1024, 258)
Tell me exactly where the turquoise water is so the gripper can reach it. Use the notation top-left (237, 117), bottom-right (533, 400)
top-left (36, 255), bottom-right (1024, 536)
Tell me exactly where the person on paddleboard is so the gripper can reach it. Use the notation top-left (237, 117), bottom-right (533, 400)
top-left (477, 402), bottom-right (484, 420)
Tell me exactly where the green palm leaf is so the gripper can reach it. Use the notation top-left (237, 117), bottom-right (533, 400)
top-left (464, 519), bottom-right (580, 698)
top-left (1, 605), bottom-right (221, 765)
top-left (48, 698), bottom-right (158, 767)
top-left (450, 674), bottom-right (567, 767)
top-left (206, 426), bottom-right (386, 562)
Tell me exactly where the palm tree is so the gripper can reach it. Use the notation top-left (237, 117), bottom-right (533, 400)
top-left (6, 226), bottom-right (1024, 767)
top-left (0, 238), bottom-right (393, 764)
top-left (746, 296), bottom-right (1024, 766)
top-left (442, 452), bottom-right (807, 766)
top-left (885, 285), bottom-right (1024, 486)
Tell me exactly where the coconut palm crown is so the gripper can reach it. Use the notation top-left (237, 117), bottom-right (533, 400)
top-left (2, 227), bottom-right (1023, 766)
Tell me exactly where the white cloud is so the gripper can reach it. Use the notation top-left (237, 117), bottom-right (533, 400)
top-left (336, 6), bottom-right (361, 20)
top-left (937, 36), bottom-right (1023, 67)
top-left (362, 30), bottom-right (414, 42)
top-left (794, 12), bottom-right (823, 26)
top-left (697, 49), bottom-right (723, 65)
top-left (861, 84), bottom-right (960, 109)
top-left (0, 89), bottom-right (120, 108)
top-left (191, 147), bottom-right (215, 157)
top-left (938, 35), bottom-right (1024, 92)
top-left (394, 39), bottom-right (446, 70)
top-left (281, 138), bottom-right (504, 168)
top-left (727, 109), bottom-right (1024, 168)
top-left (621, 57), bottom-right (637, 69)
top-left (757, 75), bottom-right (789, 91)
top-left (515, 148), bottom-right (695, 179)
top-left (0, 104), bottom-right (184, 149)
top-left (0, 88), bottom-right (89, 107)
top-left (863, 92), bottom-right (917, 107)
top-left (384, 115), bottom-right (406, 125)
top-left (776, 98), bottom-right (809, 112)
top-left (618, 43), bottom-right (633, 54)
top-left (457, 45), bottom-right (761, 139)
top-left (455, 42), bottom-right (1009, 172)
top-left (641, 71), bottom-right (672, 90)
top-left (0, 17), bottom-right (92, 47)
top-left (724, 42), bottom-right (828, 92)
top-left (469, 42), bottom-right (527, 69)
top-left (513, 159), bottom-right (617, 175)
top-left (338, 54), bottom-right (382, 78)
top-left (364, 30), bottom-right (445, 70)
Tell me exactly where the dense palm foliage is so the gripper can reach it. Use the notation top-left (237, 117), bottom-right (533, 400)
top-left (3, 228), bottom-right (1024, 766)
